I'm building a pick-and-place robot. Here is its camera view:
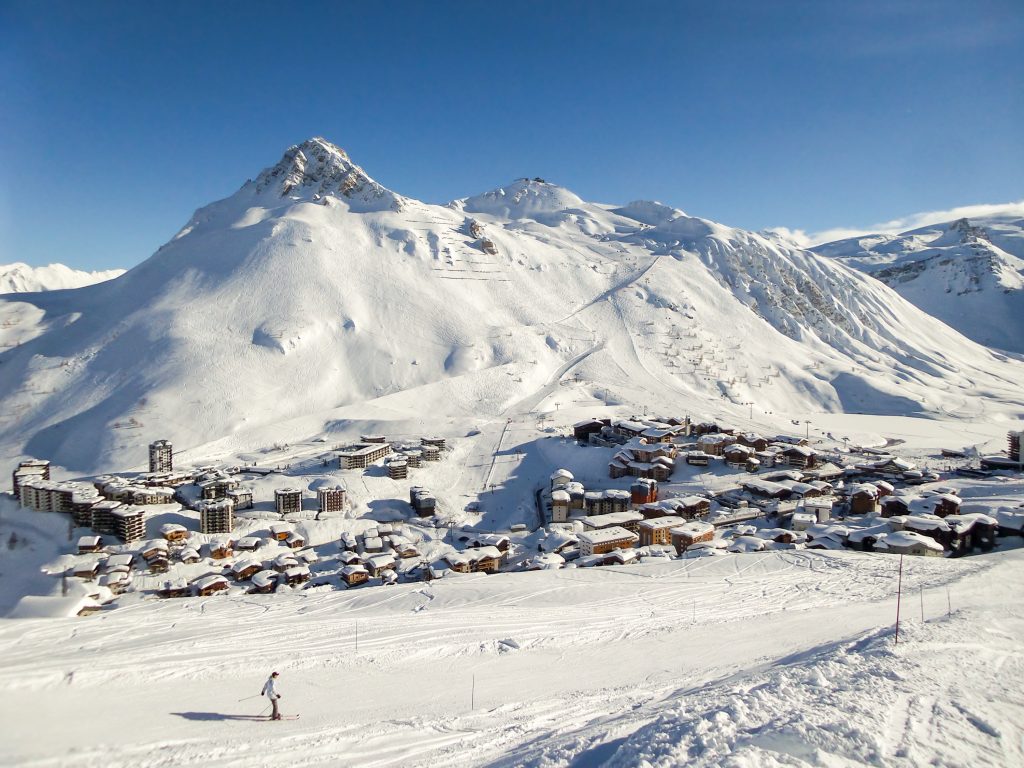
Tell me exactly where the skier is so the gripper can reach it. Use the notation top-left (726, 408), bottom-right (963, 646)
top-left (261, 671), bottom-right (282, 720)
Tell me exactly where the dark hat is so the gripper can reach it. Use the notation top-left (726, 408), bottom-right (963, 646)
top-left (271, 671), bottom-right (279, 676)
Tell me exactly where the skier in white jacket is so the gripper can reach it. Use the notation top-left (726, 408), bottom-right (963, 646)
top-left (261, 671), bottom-right (282, 720)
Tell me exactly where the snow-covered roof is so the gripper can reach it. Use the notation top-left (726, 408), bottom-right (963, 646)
top-left (875, 531), bottom-right (944, 552)
top-left (670, 521), bottom-right (714, 538)
top-left (578, 527), bottom-right (638, 545)
top-left (638, 515), bottom-right (686, 531)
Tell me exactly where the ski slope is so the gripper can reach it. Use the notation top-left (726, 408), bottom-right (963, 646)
top-left (0, 547), bottom-right (1020, 767)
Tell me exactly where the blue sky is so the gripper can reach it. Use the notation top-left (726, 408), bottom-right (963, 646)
top-left (1, 0), bottom-right (1022, 271)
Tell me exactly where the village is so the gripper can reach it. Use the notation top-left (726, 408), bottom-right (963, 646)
top-left (8, 415), bottom-right (1024, 617)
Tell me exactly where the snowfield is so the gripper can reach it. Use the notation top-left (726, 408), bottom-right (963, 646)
top-left (0, 138), bottom-right (1022, 475)
top-left (0, 546), bottom-right (1020, 767)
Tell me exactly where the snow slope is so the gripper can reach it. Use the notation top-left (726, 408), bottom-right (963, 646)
top-left (0, 262), bottom-right (124, 294)
top-left (0, 537), bottom-right (1020, 767)
top-left (0, 137), bottom-right (1022, 475)
top-left (816, 215), bottom-right (1024, 353)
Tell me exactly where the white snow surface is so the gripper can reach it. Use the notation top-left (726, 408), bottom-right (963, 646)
top-left (1, 535), bottom-right (1021, 767)
top-left (0, 262), bottom-right (124, 294)
top-left (816, 214), bottom-right (1024, 352)
top-left (1, 137), bottom-right (1022, 476)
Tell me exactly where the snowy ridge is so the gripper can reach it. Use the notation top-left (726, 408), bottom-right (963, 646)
top-left (816, 214), bottom-right (1024, 353)
top-left (0, 262), bottom-right (124, 294)
top-left (0, 138), bottom-right (1022, 474)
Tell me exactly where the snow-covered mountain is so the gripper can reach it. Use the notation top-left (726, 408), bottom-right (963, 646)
top-left (0, 262), bottom-right (124, 294)
top-left (815, 215), bottom-right (1024, 353)
top-left (1, 137), bottom-right (1021, 473)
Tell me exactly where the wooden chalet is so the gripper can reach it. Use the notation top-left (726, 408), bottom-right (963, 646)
top-left (272, 553), bottom-right (299, 573)
top-left (209, 539), bottom-right (234, 560)
top-left (77, 535), bottom-right (103, 554)
top-left (178, 547), bottom-right (201, 564)
top-left (192, 574), bottom-right (230, 596)
top-left (230, 558), bottom-right (263, 581)
top-left (250, 570), bottom-right (278, 593)
top-left (157, 579), bottom-right (190, 599)
top-left (341, 564), bottom-right (369, 586)
top-left (160, 523), bottom-right (189, 543)
top-left (282, 565), bottom-right (311, 586)
top-left (363, 553), bottom-right (397, 578)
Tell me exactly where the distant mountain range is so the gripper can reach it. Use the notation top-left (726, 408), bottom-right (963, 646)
top-left (0, 137), bottom-right (1019, 473)
top-left (815, 215), bottom-right (1024, 353)
top-left (0, 262), bottom-right (124, 294)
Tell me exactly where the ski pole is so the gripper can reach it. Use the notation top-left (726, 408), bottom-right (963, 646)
top-left (238, 694), bottom-right (262, 702)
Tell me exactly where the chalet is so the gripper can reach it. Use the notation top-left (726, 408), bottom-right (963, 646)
top-left (670, 522), bottom-right (715, 554)
top-left (723, 444), bottom-right (755, 469)
top-left (193, 574), bottom-right (230, 596)
top-left (285, 531), bottom-right (306, 549)
top-left (467, 533), bottom-right (511, 552)
top-left (209, 539), bottom-right (234, 560)
top-left (341, 564), bottom-right (369, 586)
top-left (70, 560), bottom-right (101, 580)
top-left (527, 552), bottom-right (565, 570)
top-left (235, 535), bottom-right (262, 552)
top-left (754, 450), bottom-right (777, 469)
top-left (282, 565), bottom-right (311, 586)
top-left (157, 579), bottom-right (190, 599)
top-left (995, 508), bottom-right (1024, 537)
top-left (845, 522), bottom-right (892, 552)
top-left (269, 522), bottom-right (293, 541)
top-left (582, 511), bottom-right (644, 534)
top-left (141, 539), bottom-right (169, 561)
top-left (363, 536), bottom-right (384, 553)
top-left (697, 433), bottom-right (735, 456)
top-left (728, 535), bottom-right (766, 553)
top-left (736, 433), bottom-right (769, 452)
top-left (274, 488), bottom-right (302, 516)
top-left (230, 558), bottom-right (263, 581)
top-left (272, 553), bottom-right (299, 572)
top-left (394, 541), bottom-right (420, 559)
top-left (100, 571), bottom-right (132, 594)
top-left (873, 531), bottom-right (944, 557)
top-left (630, 478), bottom-right (658, 505)
top-left (577, 526), bottom-right (638, 556)
top-left (77, 535), bottom-right (103, 554)
top-left (637, 516), bottom-right (686, 547)
top-left (250, 570), bottom-right (278, 593)
top-left (363, 553), bottom-right (397, 577)
top-left (613, 420), bottom-right (649, 439)
top-left (691, 421), bottom-right (719, 436)
top-left (945, 513), bottom-right (998, 553)
top-left (178, 547), bottom-right (201, 564)
top-left (298, 550), bottom-right (318, 565)
top-left (479, 237), bottom-right (498, 255)
top-left (639, 496), bottom-right (709, 520)
top-left (781, 445), bottom-right (818, 470)
top-left (551, 468), bottom-right (574, 490)
top-left (147, 557), bottom-right (170, 574)
top-left (160, 523), bottom-right (189, 543)
top-left (340, 531), bottom-right (358, 551)
top-left (472, 546), bottom-right (504, 573)
top-left (338, 442), bottom-right (392, 469)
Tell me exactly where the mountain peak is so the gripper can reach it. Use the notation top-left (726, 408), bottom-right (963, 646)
top-left (460, 177), bottom-right (585, 219)
top-left (251, 137), bottom-right (402, 211)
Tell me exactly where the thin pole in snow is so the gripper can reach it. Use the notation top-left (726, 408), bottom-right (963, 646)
top-left (947, 586), bottom-right (952, 617)
top-left (919, 586), bottom-right (924, 623)
top-left (895, 554), bottom-right (904, 645)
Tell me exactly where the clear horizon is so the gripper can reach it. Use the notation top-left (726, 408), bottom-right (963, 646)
top-left (2, 0), bottom-right (1022, 271)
